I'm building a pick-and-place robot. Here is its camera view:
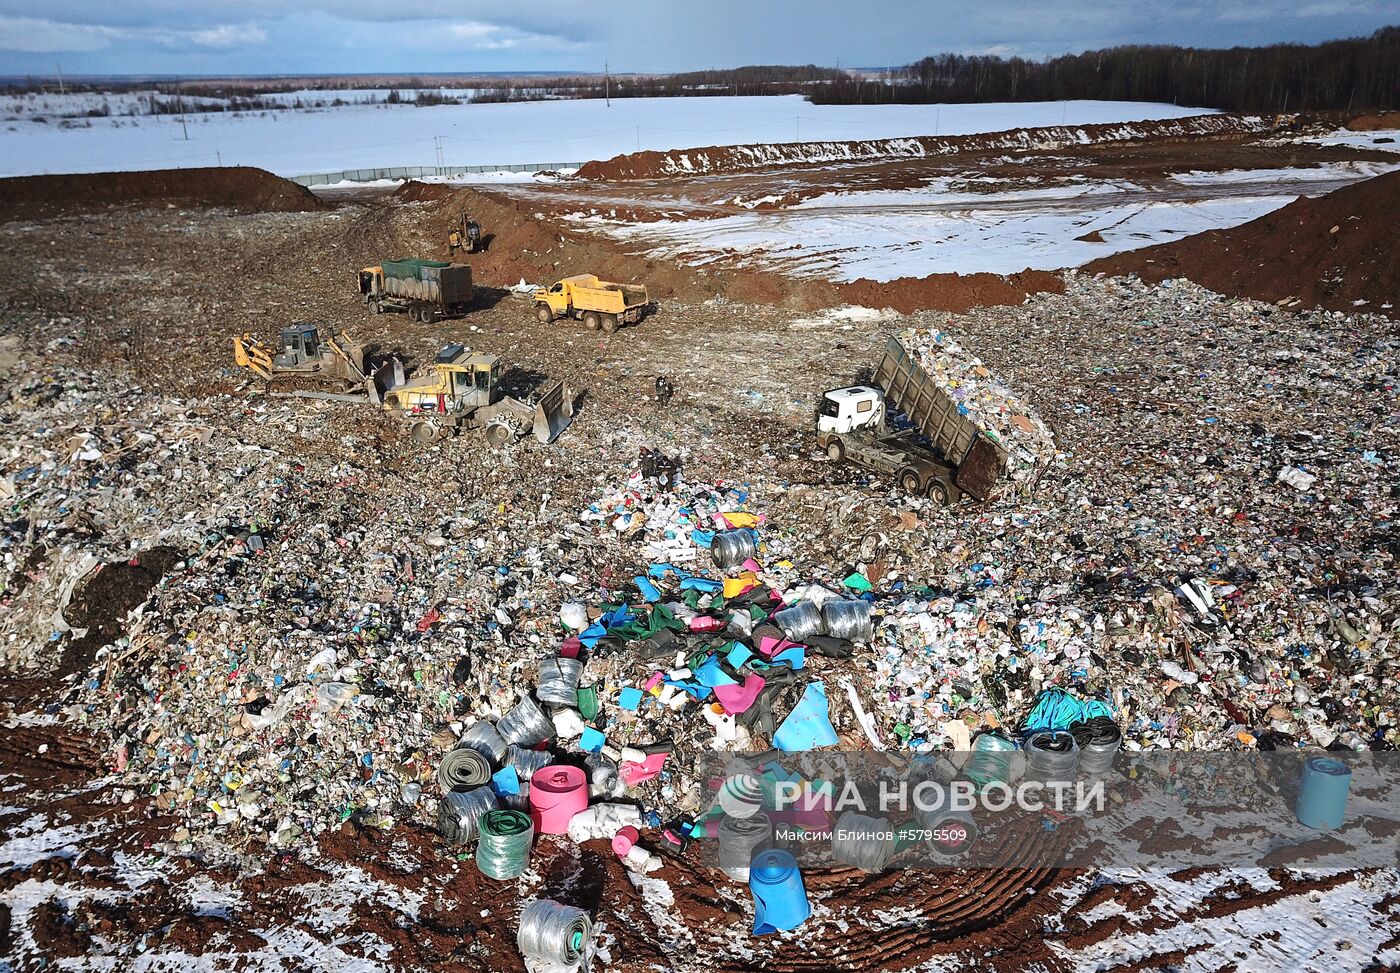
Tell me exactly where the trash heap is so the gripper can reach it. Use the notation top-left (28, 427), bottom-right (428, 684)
top-left (435, 468), bottom-right (879, 849)
top-left (896, 324), bottom-right (1056, 484)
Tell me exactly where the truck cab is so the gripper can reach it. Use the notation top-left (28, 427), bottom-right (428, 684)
top-left (817, 386), bottom-right (886, 435)
top-left (358, 266), bottom-right (383, 299)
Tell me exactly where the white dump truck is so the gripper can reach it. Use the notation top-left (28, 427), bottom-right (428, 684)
top-left (817, 338), bottom-right (1008, 504)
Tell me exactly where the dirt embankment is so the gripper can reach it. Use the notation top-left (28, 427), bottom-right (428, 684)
top-left (1086, 168), bottom-right (1400, 316)
top-left (1346, 110), bottom-right (1400, 131)
top-left (401, 185), bottom-right (1059, 314)
top-left (578, 113), bottom-right (1280, 181)
top-left (0, 166), bottom-right (324, 220)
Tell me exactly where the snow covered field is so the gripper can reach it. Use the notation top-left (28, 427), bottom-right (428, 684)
top-left (0, 95), bottom-right (1214, 178)
top-left (576, 160), bottom-right (1398, 279)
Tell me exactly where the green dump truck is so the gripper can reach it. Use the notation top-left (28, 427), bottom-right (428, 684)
top-left (359, 259), bottom-right (475, 323)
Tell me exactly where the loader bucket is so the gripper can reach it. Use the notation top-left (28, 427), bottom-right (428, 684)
top-left (532, 380), bottom-right (576, 444)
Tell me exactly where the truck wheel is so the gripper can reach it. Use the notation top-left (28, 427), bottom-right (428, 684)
top-left (535, 304), bottom-right (553, 323)
top-left (926, 480), bottom-right (951, 506)
top-left (409, 418), bottom-right (445, 444)
top-left (422, 308), bottom-right (437, 325)
top-left (483, 415), bottom-right (523, 447)
top-left (900, 469), bottom-right (921, 494)
top-left (826, 439), bottom-right (845, 463)
top-left (602, 314), bottom-right (619, 334)
top-left (372, 301), bottom-right (384, 314)
top-left (583, 312), bottom-right (600, 331)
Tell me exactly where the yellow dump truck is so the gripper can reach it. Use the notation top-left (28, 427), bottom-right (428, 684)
top-left (533, 274), bottom-right (650, 332)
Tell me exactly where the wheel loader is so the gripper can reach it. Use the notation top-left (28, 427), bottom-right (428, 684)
top-left (284, 344), bottom-right (577, 448)
top-left (232, 324), bottom-right (369, 384)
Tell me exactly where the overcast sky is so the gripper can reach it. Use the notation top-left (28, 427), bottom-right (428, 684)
top-left (1, 1), bottom-right (1396, 77)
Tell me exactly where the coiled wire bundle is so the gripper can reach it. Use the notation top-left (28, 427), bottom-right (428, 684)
top-left (497, 695), bottom-right (552, 747)
top-left (536, 656), bottom-right (584, 707)
top-left (517, 898), bottom-right (592, 968)
top-left (476, 809), bottom-right (534, 880)
top-left (830, 810), bottom-right (895, 872)
top-left (913, 776), bottom-right (978, 857)
top-left (821, 599), bottom-right (873, 642)
top-left (437, 786), bottom-right (499, 845)
top-left (717, 812), bottom-right (773, 881)
top-left (773, 602), bottom-right (823, 642)
top-left (1024, 729), bottom-right (1080, 791)
top-left (962, 732), bottom-right (1016, 791)
top-left (710, 529), bottom-right (757, 570)
top-left (1071, 717), bottom-right (1122, 775)
top-left (506, 744), bottom-right (553, 779)
top-left (459, 720), bottom-right (508, 763)
top-left (437, 747), bottom-right (492, 794)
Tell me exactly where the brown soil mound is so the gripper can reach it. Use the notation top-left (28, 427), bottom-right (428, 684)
top-left (393, 180), bottom-right (454, 202)
top-left (579, 114), bottom-right (1277, 181)
top-left (842, 270), bottom-right (1065, 314)
top-left (1086, 169), bottom-right (1400, 316)
top-left (1346, 110), bottom-right (1400, 131)
top-left (0, 166), bottom-right (323, 220)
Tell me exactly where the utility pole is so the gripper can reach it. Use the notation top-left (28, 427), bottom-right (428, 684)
top-left (55, 62), bottom-right (65, 95)
top-left (178, 84), bottom-right (189, 141)
top-left (605, 61), bottom-right (610, 107)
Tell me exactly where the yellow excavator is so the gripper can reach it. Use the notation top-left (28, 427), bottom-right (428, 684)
top-left (232, 324), bottom-right (369, 384)
top-left (448, 215), bottom-right (483, 256)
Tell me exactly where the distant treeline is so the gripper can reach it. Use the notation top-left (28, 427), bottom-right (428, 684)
top-left (811, 27), bottom-right (1400, 111)
top-left (468, 65), bottom-right (847, 102)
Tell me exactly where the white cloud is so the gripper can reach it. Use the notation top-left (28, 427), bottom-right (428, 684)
top-left (0, 15), bottom-right (268, 53)
top-left (0, 16), bottom-right (123, 52)
top-left (440, 19), bottom-right (580, 51)
top-left (193, 24), bottom-right (269, 48)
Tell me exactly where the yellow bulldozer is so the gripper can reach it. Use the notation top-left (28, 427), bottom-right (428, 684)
top-left (232, 324), bottom-right (369, 385)
top-left (281, 343), bottom-right (577, 447)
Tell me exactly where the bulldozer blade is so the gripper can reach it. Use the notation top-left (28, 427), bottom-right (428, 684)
top-left (368, 359), bottom-right (404, 406)
top-left (532, 380), bottom-right (576, 444)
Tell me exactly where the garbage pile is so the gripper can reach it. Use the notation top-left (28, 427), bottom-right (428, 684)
top-left (897, 324), bottom-right (1056, 484)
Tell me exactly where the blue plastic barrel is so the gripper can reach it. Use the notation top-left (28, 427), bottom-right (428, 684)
top-left (1295, 756), bottom-right (1352, 831)
top-left (748, 849), bottom-right (810, 935)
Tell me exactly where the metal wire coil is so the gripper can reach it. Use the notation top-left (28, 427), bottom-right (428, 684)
top-left (962, 732), bottom-right (1017, 790)
top-left (1071, 717), bottom-right (1122, 775)
top-left (773, 602), bottom-right (823, 642)
top-left (710, 529), bottom-right (757, 570)
top-left (517, 898), bottom-right (592, 967)
top-left (476, 809), bottom-right (534, 880)
top-left (437, 786), bottom-right (499, 845)
top-left (459, 720), bottom-right (508, 763)
top-left (830, 810), bottom-right (895, 872)
top-left (497, 695), bottom-right (553, 747)
top-left (536, 656), bottom-right (584, 707)
top-left (717, 812), bottom-right (773, 880)
top-left (437, 746), bottom-right (492, 794)
top-left (821, 599), bottom-right (873, 642)
top-left (506, 744), bottom-right (553, 779)
top-left (1024, 729), bottom-right (1081, 789)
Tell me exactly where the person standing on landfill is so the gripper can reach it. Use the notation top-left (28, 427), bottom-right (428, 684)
top-left (655, 375), bottom-right (675, 406)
